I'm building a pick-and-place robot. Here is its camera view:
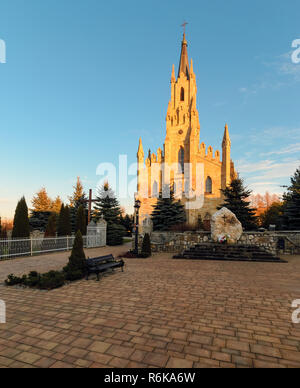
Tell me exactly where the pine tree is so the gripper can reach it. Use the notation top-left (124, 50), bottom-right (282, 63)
top-left (69, 177), bottom-right (87, 208)
top-left (93, 183), bottom-right (125, 245)
top-left (63, 230), bottom-right (87, 280)
top-left (63, 206), bottom-right (72, 236)
top-left (32, 188), bottom-right (52, 211)
top-left (57, 204), bottom-right (65, 236)
top-left (12, 197), bottom-right (30, 238)
top-left (282, 166), bottom-right (300, 230)
top-left (141, 233), bottom-right (151, 258)
top-left (76, 205), bottom-right (87, 235)
top-left (29, 211), bottom-right (52, 232)
top-left (44, 213), bottom-right (57, 237)
top-left (218, 178), bottom-right (258, 231)
top-left (151, 185), bottom-right (186, 231)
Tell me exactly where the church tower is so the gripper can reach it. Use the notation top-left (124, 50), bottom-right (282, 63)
top-left (164, 33), bottom-right (200, 175)
top-left (136, 31), bottom-right (236, 231)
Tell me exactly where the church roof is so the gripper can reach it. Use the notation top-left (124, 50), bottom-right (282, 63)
top-left (178, 33), bottom-right (190, 79)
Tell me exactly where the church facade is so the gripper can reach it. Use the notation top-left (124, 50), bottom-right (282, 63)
top-left (136, 33), bottom-right (237, 230)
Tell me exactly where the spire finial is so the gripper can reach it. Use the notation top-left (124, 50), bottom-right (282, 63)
top-left (178, 23), bottom-right (190, 78)
top-left (181, 21), bottom-right (188, 36)
top-left (137, 137), bottom-right (144, 158)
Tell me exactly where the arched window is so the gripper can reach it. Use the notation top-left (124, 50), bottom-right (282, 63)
top-left (178, 147), bottom-right (184, 173)
top-left (206, 177), bottom-right (212, 194)
top-left (180, 87), bottom-right (185, 101)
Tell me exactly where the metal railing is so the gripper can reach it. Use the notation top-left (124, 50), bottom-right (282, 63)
top-left (0, 235), bottom-right (105, 261)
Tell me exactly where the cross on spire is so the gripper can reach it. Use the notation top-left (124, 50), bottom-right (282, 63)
top-left (181, 22), bottom-right (188, 35)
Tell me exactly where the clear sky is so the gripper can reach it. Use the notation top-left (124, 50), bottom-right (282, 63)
top-left (0, 0), bottom-right (300, 219)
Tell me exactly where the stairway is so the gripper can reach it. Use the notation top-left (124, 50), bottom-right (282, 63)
top-left (173, 243), bottom-right (287, 263)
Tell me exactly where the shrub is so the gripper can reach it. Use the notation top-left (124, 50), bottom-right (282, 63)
top-left (24, 271), bottom-right (41, 287)
top-left (64, 230), bottom-right (87, 280)
top-left (39, 271), bottom-right (65, 290)
top-left (5, 274), bottom-right (23, 286)
top-left (140, 233), bottom-right (151, 258)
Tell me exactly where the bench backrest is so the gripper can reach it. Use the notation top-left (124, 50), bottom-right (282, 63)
top-left (87, 255), bottom-right (115, 267)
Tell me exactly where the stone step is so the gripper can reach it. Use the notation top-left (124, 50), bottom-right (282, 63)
top-left (173, 243), bottom-right (287, 263)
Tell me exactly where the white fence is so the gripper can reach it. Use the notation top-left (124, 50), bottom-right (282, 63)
top-left (0, 235), bottom-right (105, 261)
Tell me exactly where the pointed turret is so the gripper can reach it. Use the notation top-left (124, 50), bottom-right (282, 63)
top-left (137, 137), bottom-right (144, 161)
top-left (178, 33), bottom-right (190, 79)
top-left (222, 123), bottom-right (231, 147)
top-left (171, 64), bottom-right (176, 83)
top-left (222, 124), bottom-right (231, 189)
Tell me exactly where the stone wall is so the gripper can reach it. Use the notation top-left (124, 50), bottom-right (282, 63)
top-left (139, 231), bottom-right (300, 256)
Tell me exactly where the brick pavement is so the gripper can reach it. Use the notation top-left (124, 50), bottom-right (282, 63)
top-left (0, 250), bottom-right (300, 368)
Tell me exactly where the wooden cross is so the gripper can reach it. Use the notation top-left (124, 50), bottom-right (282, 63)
top-left (181, 22), bottom-right (188, 34)
top-left (84, 189), bottom-right (98, 224)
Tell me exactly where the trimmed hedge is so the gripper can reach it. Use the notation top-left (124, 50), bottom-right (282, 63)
top-left (5, 270), bottom-right (65, 290)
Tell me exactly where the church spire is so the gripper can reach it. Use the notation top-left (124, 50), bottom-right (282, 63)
top-left (137, 137), bottom-right (144, 160)
top-left (178, 33), bottom-right (190, 79)
top-left (222, 123), bottom-right (231, 147)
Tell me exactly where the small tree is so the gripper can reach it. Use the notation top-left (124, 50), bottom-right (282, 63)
top-left (76, 205), bottom-right (87, 235)
top-left (44, 213), bottom-right (57, 237)
top-left (151, 186), bottom-right (186, 231)
top-left (64, 230), bottom-right (87, 280)
top-left (12, 197), bottom-right (30, 238)
top-left (282, 167), bottom-right (300, 230)
top-left (57, 204), bottom-right (65, 236)
top-left (218, 178), bottom-right (258, 231)
top-left (141, 233), bottom-right (151, 258)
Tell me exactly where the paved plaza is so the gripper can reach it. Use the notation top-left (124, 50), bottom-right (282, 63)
top-left (0, 247), bottom-right (300, 368)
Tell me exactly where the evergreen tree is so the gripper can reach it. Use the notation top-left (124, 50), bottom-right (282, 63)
top-left (63, 206), bottom-right (72, 236)
top-left (12, 197), bottom-right (30, 238)
top-left (120, 214), bottom-right (133, 236)
top-left (151, 185), bottom-right (186, 231)
top-left (29, 211), bottom-right (52, 232)
top-left (64, 230), bottom-right (87, 280)
top-left (282, 167), bottom-right (300, 230)
top-left (44, 213), bottom-right (57, 237)
top-left (141, 233), bottom-right (152, 258)
top-left (218, 178), bottom-right (258, 231)
top-left (69, 177), bottom-right (87, 208)
top-left (50, 196), bottom-right (63, 214)
top-left (57, 204), bottom-right (65, 236)
top-left (32, 188), bottom-right (52, 211)
top-left (76, 205), bottom-right (87, 235)
top-left (93, 183), bottom-right (125, 245)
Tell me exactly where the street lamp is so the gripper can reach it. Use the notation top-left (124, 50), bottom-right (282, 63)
top-left (134, 199), bottom-right (141, 255)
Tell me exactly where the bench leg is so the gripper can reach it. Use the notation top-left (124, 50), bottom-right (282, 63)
top-left (96, 272), bottom-right (100, 281)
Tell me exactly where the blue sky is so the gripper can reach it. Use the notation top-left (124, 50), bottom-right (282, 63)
top-left (0, 0), bottom-right (300, 218)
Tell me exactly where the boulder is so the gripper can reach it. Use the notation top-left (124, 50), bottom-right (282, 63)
top-left (211, 207), bottom-right (243, 243)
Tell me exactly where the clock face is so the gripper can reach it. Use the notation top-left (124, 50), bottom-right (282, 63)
top-left (178, 129), bottom-right (183, 135)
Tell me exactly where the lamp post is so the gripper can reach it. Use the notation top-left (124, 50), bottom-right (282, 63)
top-left (134, 199), bottom-right (141, 255)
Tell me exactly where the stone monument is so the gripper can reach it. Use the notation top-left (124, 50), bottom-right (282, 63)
top-left (211, 207), bottom-right (243, 244)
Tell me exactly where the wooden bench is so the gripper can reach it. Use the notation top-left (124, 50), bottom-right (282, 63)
top-left (86, 254), bottom-right (125, 281)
